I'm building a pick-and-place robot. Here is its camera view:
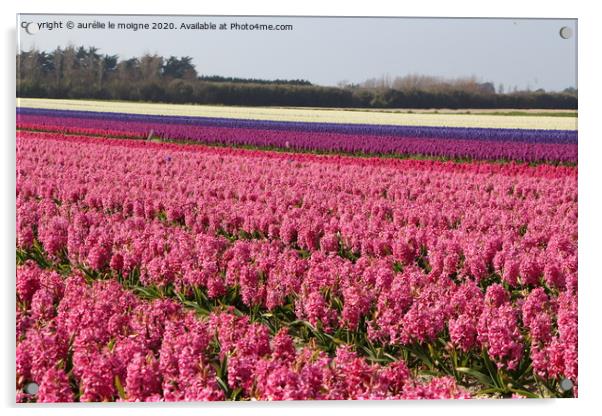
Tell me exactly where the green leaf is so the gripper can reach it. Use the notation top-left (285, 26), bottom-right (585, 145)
top-left (114, 375), bottom-right (126, 400)
top-left (383, 352), bottom-right (398, 362)
top-left (410, 347), bottom-right (435, 370)
top-left (216, 376), bottom-right (229, 395)
top-left (418, 370), bottom-right (441, 378)
top-left (476, 387), bottom-right (507, 396)
top-left (509, 388), bottom-right (540, 399)
top-left (456, 367), bottom-right (495, 387)
top-left (322, 332), bottom-right (344, 345)
top-left (230, 387), bottom-right (242, 401)
top-left (481, 350), bottom-right (502, 388)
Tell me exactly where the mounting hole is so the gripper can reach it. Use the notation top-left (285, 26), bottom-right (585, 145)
top-left (559, 26), bottom-right (573, 40)
top-left (560, 378), bottom-right (574, 392)
top-left (24, 23), bottom-right (39, 35)
top-left (24, 382), bottom-right (39, 395)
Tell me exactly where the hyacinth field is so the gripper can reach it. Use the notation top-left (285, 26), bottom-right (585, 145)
top-left (17, 107), bottom-right (577, 163)
top-left (16, 100), bottom-right (578, 402)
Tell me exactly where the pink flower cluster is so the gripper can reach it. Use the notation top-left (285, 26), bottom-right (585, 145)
top-left (16, 262), bottom-right (469, 402)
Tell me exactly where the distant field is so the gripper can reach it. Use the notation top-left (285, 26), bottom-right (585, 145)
top-left (292, 107), bottom-right (578, 117)
top-left (17, 98), bottom-right (578, 130)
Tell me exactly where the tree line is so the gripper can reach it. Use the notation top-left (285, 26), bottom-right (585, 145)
top-left (17, 46), bottom-right (577, 109)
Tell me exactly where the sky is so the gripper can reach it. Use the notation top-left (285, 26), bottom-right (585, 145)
top-left (17, 15), bottom-right (577, 91)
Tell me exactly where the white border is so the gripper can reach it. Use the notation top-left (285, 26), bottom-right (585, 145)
top-left (2, 1), bottom-right (601, 416)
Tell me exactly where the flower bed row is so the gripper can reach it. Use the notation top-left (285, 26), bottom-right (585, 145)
top-left (16, 108), bottom-right (577, 163)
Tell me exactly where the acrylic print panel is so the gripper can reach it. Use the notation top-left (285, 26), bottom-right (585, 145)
top-left (16, 14), bottom-right (577, 402)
